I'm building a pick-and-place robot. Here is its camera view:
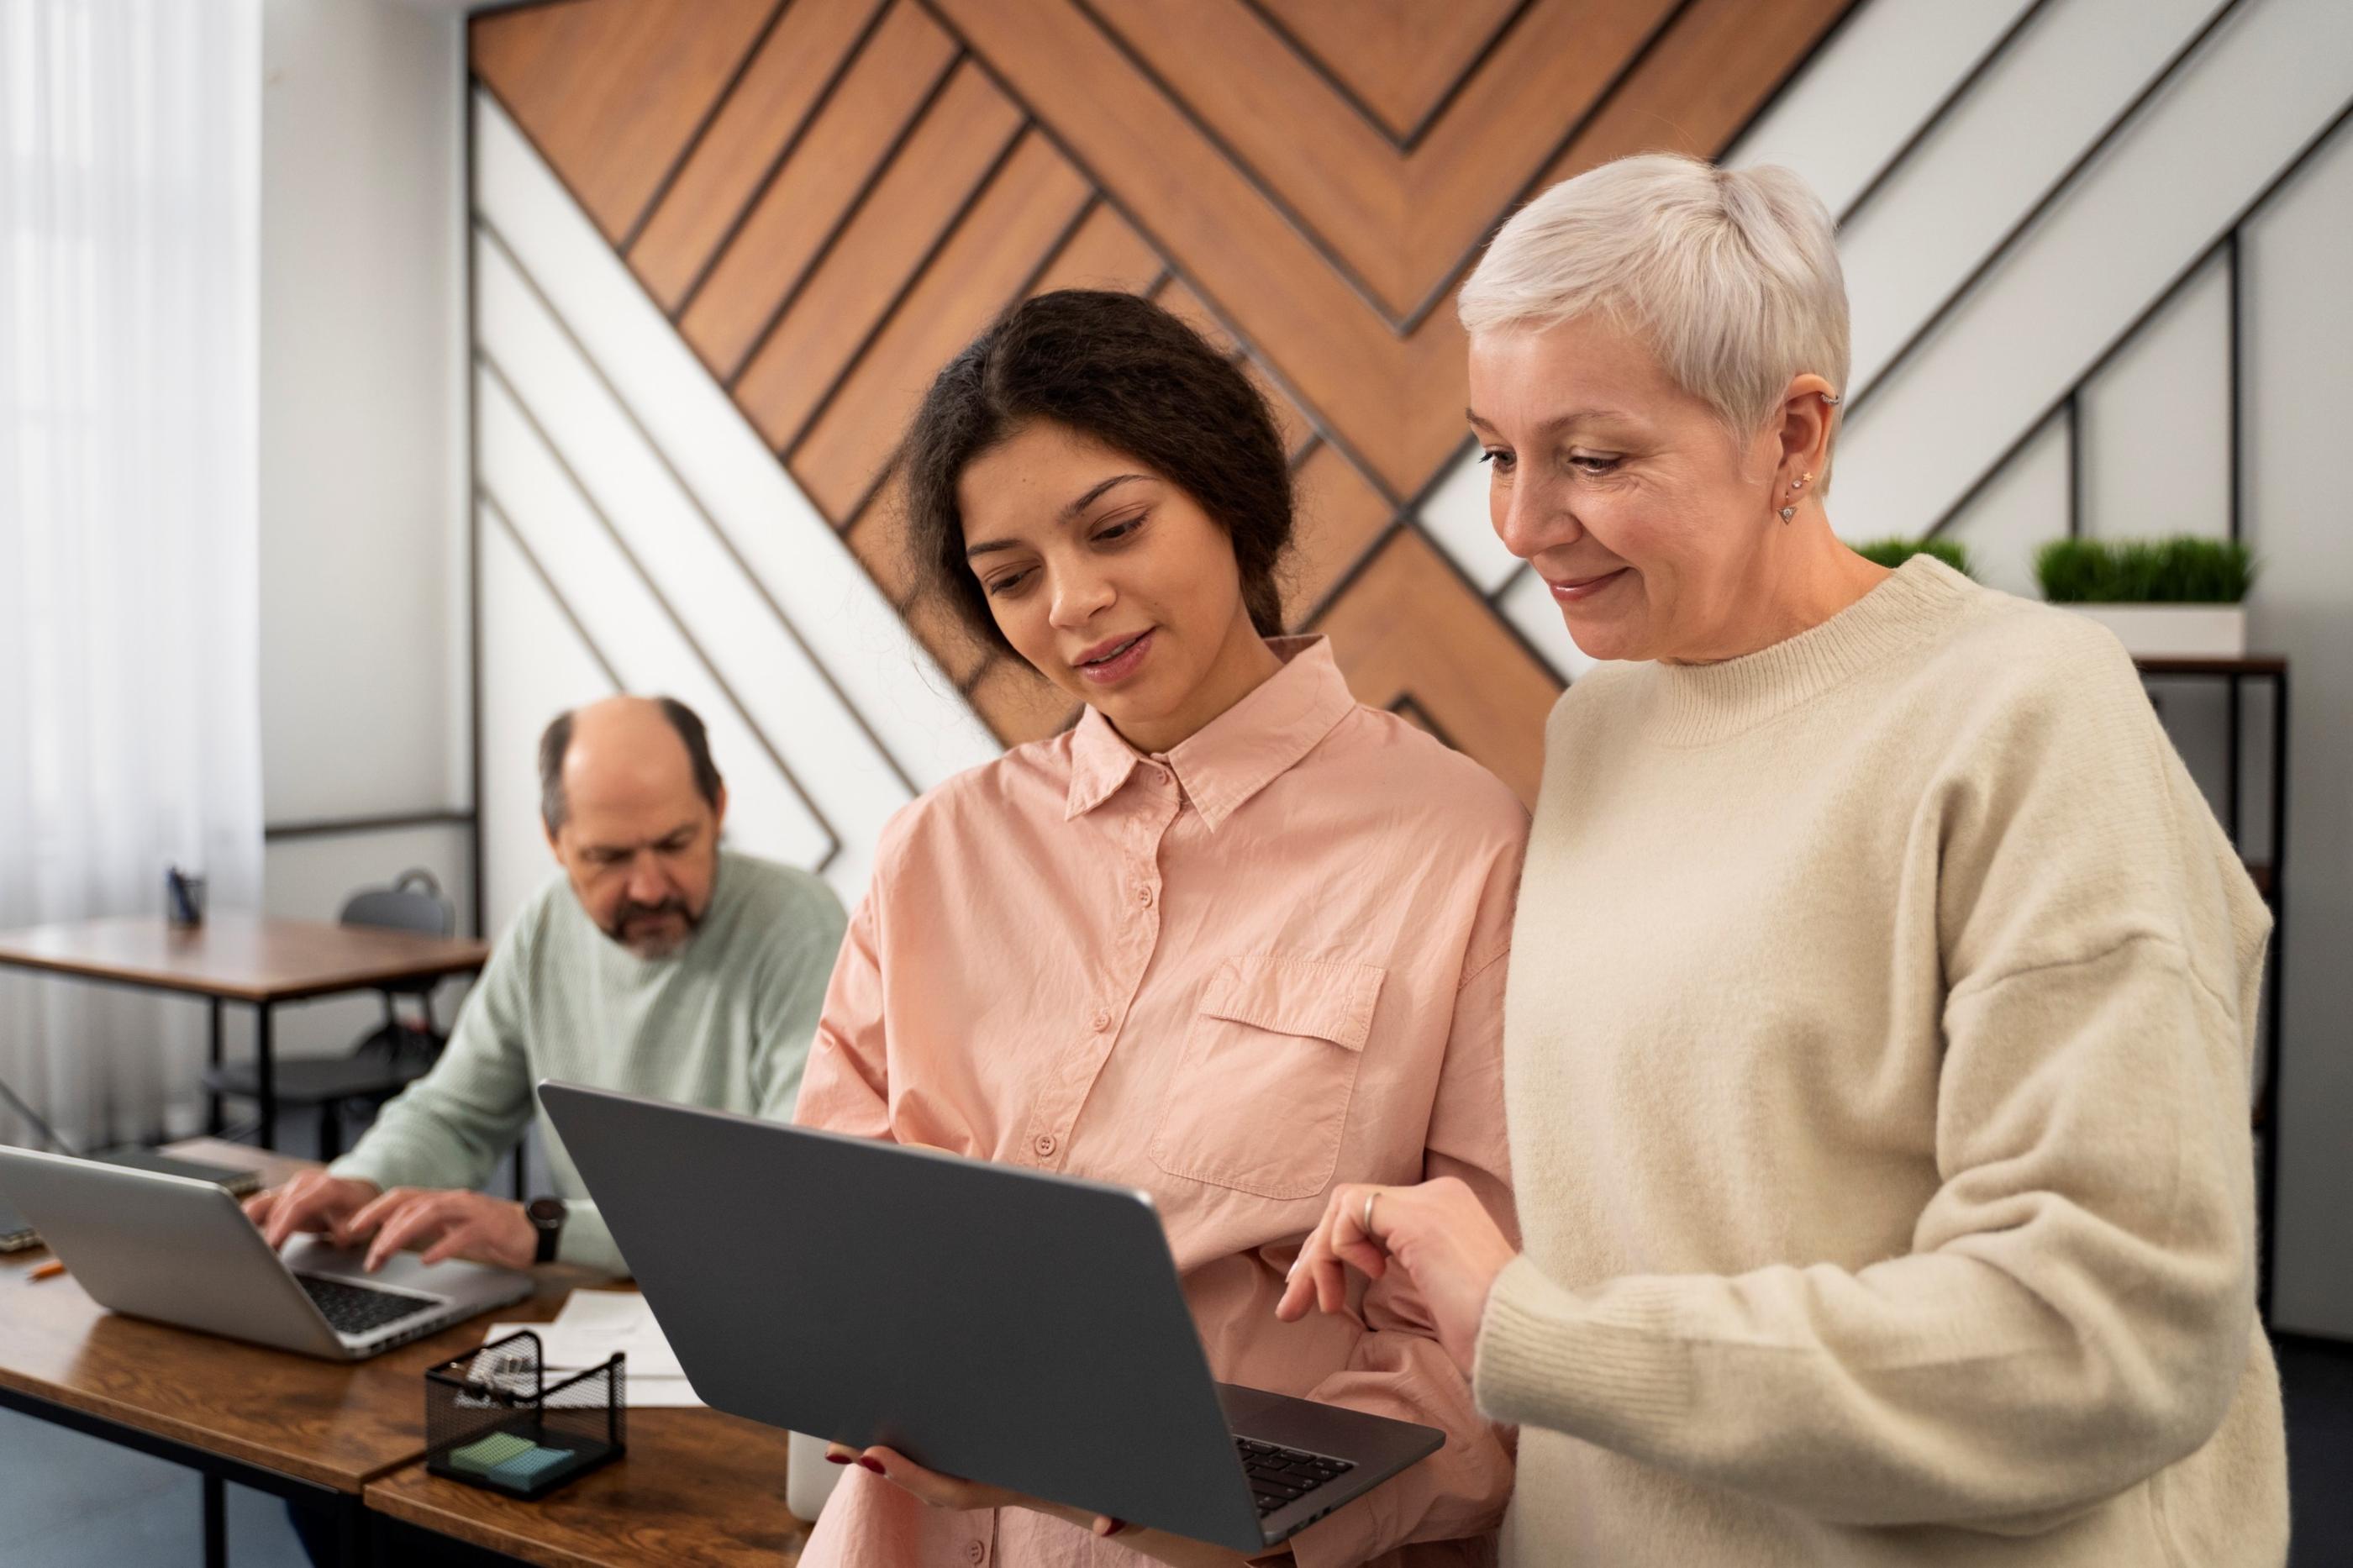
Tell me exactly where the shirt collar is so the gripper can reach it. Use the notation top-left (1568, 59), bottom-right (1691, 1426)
top-left (1064, 635), bottom-right (1355, 830)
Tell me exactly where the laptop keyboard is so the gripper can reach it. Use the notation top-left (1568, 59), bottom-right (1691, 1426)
top-left (1236, 1437), bottom-right (1354, 1516)
top-left (297, 1274), bottom-right (436, 1337)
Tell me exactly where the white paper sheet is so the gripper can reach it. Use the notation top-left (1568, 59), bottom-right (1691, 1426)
top-left (483, 1289), bottom-right (700, 1408)
top-left (612, 1376), bottom-right (704, 1408)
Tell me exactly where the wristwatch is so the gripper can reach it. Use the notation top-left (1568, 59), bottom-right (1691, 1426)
top-left (526, 1197), bottom-right (567, 1265)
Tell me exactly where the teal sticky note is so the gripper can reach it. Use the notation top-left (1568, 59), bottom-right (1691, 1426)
top-left (449, 1432), bottom-right (534, 1475)
top-left (487, 1444), bottom-right (574, 1489)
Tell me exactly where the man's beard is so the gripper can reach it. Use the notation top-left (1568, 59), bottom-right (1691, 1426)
top-left (603, 896), bottom-right (699, 960)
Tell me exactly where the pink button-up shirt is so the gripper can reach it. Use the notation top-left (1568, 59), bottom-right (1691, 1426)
top-left (795, 637), bottom-right (1524, 1568)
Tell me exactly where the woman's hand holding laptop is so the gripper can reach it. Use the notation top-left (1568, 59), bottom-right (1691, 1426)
top-left (824, 1440), bottom-right (1291, 1567)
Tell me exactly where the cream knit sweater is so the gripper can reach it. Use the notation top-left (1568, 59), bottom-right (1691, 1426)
top-left (1477, 558), bottom-right (2287, 1565)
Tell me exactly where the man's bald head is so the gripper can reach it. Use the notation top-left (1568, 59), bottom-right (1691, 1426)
top-left (536, 697), bottom-right (728, 960)
top-left (539, 696), bottom-right (721, 834)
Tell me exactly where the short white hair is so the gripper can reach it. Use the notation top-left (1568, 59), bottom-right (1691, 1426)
top-left (1461, 153), bottom-right (1850, 445)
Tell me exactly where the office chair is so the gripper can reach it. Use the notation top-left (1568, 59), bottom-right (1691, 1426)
top-left (202, 871), bottom-right (471, 1165)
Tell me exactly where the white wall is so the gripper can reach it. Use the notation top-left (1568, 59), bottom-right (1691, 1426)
top-left (255, 0), bottom-right (473, 1067)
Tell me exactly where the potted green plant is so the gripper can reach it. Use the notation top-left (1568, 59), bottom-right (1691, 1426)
top-left (2035, 536), bottom-right (2256, 658)
top-left (1847, 537), bottom-right (1974, 576)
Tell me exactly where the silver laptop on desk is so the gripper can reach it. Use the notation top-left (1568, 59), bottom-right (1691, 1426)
top-left (541, 1080), bottom-right (1445, 1554)
top-left (0, 1146), bottom-right (532, 1360)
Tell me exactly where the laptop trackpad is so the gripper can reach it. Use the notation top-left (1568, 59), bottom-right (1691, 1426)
top-left (280, 1237), bottom-right (457, 1299)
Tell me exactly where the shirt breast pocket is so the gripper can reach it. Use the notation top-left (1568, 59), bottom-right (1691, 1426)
top-left (1149, 954), bottom-right (1387, 1201)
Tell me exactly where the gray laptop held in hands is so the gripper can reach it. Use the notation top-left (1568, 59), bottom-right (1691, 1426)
top-left (0, 1146), bottom-right (532, 1360)
top-left (540, 1081), bottom-right (1443, 1553)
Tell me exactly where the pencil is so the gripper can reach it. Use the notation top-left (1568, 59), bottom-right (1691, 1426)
top-left (29, 1259), bottom-right (65, 1281)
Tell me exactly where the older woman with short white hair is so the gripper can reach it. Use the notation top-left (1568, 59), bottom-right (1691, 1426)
top-left (1282, 153), bottom-right (2288, 1565)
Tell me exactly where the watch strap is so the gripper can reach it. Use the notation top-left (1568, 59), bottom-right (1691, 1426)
top-left (528, 1197), bottom-right (565, 1264)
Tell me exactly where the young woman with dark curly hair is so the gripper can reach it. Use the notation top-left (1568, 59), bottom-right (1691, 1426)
top-left (792, 289), bottom-right (1525, 1568)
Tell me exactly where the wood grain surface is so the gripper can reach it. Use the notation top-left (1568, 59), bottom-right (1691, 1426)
top-left (627, 0), bottom-right (883, 310)
top-left (1253, 0), bottom-right (1525, 143)
top-left (471, 0), bottom-right (781, 244)
top-left (471, 0), bottom-right (1861, 792)
top-left (367, 1408), bottom-right (808, 1567)
top-left (0, 914), bottom-right (488, 1003)
top-left (3, 1139), bottom-right (808, 1563)
top-left (680, 0), bottom-right (961, 382)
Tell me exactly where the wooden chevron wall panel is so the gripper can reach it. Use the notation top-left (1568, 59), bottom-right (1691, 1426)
top-left (470, 0), bottom-right (1858, 797)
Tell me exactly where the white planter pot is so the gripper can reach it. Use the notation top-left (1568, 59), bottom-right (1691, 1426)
top-left (2066, 603), bottom-right (2247, 660)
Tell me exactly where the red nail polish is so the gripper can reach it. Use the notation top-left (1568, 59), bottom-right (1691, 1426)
top-left (824, 1454), bottom-right (851, 1465)
top-left (858, 1458), bottom-right (887, 1476)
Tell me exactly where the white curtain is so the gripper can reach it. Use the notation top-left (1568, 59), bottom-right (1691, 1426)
top-left (0, 0), bottom-right (264, 1149)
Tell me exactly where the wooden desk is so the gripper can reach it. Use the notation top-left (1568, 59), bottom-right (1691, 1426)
top-left (0, 914), bottom-right (490, 1148)
top-left (366, 1409), bottom-right (808, 1566)
top-left (0, 1140), bottom-right (573, 1565)
top-left (3, 1140), bottom-right (811, 1566)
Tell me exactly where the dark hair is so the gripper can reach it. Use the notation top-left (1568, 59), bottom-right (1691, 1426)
top-left (898, 289), bottom-right (1294, 657)
top-left (538, 697), bottom-right (724, 832)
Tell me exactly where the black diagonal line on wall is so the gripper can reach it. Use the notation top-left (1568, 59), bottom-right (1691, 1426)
top-left (478, 487), bottom-right (627, 689)
top-left (750, 118), bottom-right (1035, 448)
top-left (1231, 0), bottom-right (1536, 155)
top-left (667, 0), bottom-right (899, 324)
top-left (617, 0), bottom-right (794, 255)
top-left (1848, 0), bottom-right (2247, 417)
top-left (1924, 93), bottom-right (2353, 539)
top-left (1385, 694), bottom-right (1462, 751)
top-left (475, 214), bottom-right (924, 797)
top-left (721, 47), bottom-right (972, 392)
top-left (1069, 0), bottom-right (1413, 329)
top-left (1396, 0), bottom-right (1712, 338)
top-left (476, 351), bottom-right (846, 871)
top-left (1832, 0), bottom-right (2057, 232)
top-left (828, 184), bottom-right (1105, 531)
top-left (910, 16), bottom-right (1399, 511)
top-left (1392, 2), bottom-right (1540, 154)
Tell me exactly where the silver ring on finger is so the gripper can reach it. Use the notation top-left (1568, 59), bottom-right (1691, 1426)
top-left (1362, 1189), bottom-right (1379, 1236)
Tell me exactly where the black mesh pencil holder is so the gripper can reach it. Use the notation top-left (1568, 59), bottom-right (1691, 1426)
top-left (424, 1330), bottom-right (625, 1499)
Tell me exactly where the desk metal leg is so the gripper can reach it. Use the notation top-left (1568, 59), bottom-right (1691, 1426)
top-left (256, 1002), bottom-right (277, 1151)
top-left (1, 1380), bottom-right (374, 1568)
top-left (207, 998), bottom-right (225, 1136)
top-left (203, 1472), bottom-right (227, 1568)
top-left (336, 1493), bottom-right (372, 1568)
top-left (2226, 676), bottom-right (2243, 843)
top-left (2258, 668), bottom-right (2290, 1319)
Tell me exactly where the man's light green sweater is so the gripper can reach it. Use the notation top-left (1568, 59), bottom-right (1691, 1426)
top-left (333, 850), bottom-right (845, 1274)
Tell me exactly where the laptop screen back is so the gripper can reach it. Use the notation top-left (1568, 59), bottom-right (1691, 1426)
top-left (541, 1081), bottom-right (1264, 1550)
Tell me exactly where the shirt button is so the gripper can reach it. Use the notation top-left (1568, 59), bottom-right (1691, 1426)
top-left (1034, 1133), bottom-right (1056, 1158)
top-left (966, 1543), bottom-right (987, 1565)
top-left (1134, 882), bottom-right (1155, 907)
top-left (1090, 1008), bottom-right (1112, 1032)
